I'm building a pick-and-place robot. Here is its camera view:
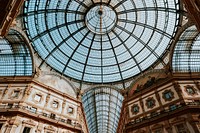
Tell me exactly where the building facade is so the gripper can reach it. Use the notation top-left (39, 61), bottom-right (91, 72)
top-left (0, 76), bottom-right (88, 133)
top-left (0, 0), bottom-right (200, 133)
top-left (117, 72), bottom-right (200, 133)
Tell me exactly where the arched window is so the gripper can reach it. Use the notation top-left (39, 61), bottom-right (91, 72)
top-left (172, 26), bottom-right (200, 72)
top-left (0, 30), bottom-right (33, 76)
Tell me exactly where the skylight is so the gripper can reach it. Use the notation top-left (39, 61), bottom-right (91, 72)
top-left (173, 26), bottom-right (200, 72)
top-left (82, 87), bottom-right (124, 133)
top-left (24, 0), bottom-right (180, 83)
top-left (0, 30), bottom-right (33, 76)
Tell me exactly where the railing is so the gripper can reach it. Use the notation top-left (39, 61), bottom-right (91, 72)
top-left (0, 104), bottom-right (82, 128)
top-left (126, 101), bottom-right (200, 127)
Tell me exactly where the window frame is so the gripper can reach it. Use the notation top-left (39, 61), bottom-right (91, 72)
top-left (52, 101), bottom-right (59, 108)
top-left (146, 97), bottom-right (156, 109)
top-left (131, 104), bottom-right (140, 115)
top-left (32, 92), bottom-right (44, 104)
top-left (7, 103), bottom-right (13, 109)
top-left (22, 126), bottom-right (31, 133)
top-left (162, 90), bottom-right (174, 101)
top-left (30, 107), bottom-right (37, 113)
top-left (34, 94), bottom-right (42, 102)
top-left (50, 113), bottom-right (56, 119)
top-left (11, 89), bottom-right (20, 98)
top-left (184, 85), bottom-right (197, 96)
top-left (67, 106), bottom-right (74, 114)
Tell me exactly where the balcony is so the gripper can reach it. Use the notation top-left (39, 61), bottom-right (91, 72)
top-left (126, 101), bottom-right (200, 129)
top-left (0, 104), bottom-right (82, 130)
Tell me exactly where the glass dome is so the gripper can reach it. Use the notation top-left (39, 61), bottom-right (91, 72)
top-left (24, 0), bottom-right (180, 83)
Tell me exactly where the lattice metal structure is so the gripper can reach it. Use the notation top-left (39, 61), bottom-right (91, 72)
top-left (0, 30), bottom-right (33, 76)
top-left (172, 26), bottom-right (200, 72)
top-left (82, 87), bottom-right (124, 133)
top-left (23, 0), bottom-right (180, 84)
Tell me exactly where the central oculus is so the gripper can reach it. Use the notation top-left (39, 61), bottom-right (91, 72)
top-left (85, 5), bottom-right (117, 34)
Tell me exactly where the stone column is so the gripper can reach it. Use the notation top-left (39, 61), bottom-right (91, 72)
top-left (20, 85), bottom-right (32, 107)
top-left (1, 85), bottom-right (10, 100)
top-left (10, 125), bottom-right (19, 133)
top-left (173, 82), bottom-right (182, 98)
top-left (61, 99), bottom-right (66, 115)
top-left (139, 98), bottom-right (145, 113)
top-left (36, 123), bottom-right (43, 133)
top-left (22, 85), bottom-right (32, 100)
top-left (4, 125), bottom-right (12, 133)
top-left (6, 118), bottom-right (21, 133)
top-left (155, 90), bottom-right (165, 112)
top-left (155, 90), bottom-right (162, 106)
top-left (45, 93), bottom-right (50, 107)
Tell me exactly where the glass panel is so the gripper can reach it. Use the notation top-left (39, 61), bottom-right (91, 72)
top-left (24, 0), bottom-right (180, 83)
top-left (0, 30), bottom-right (32, 76)
top-left (172, 26), bottom-right (200, 72)
top-left (82, 87), bottom-right (124, 133)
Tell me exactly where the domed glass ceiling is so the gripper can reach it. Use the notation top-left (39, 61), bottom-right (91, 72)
top-left (24, 0), bottom-right (180, 83)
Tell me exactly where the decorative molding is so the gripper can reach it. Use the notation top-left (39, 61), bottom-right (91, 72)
top-left (31, 81), bottom-right (81, 103)
top-left (155, 91), bottom-right (162, 106)
top-left (44, 125), bottom-right (56, 132)
top-left (184, 85), bottom-right (198, 96)
top-left (2, 88), bottom-right (8, 100)
top-left (35, 70), bottom-right (77, 93)
top-left (37, 123), bottom-right (44, 132)
top-left (173, 82), bottom-right (182, 98)
top-left (131, 104), bottom-right (140, 115)
top-left (45, 94), bottom-right (50, 104)
top-left (0, 90), bottom-right (3, 96)
top-left (50, 99), bottom-right (60, 110)
top-left (139, 99), bottom-right (145, 112)
top-left (171, 117), bottom-right (186, 124)
top-left (32, 92), bottom-right (44, 104)
top-left (134, 129), bottom-right (146, 133)
top-left (0, 115), bottom-right (7, 120)
top-left (8, 118), bottom-right (20, 126)
top-left (174, 122), bottom-right (189, 133)
top-left (162, 89), bottom-right (175, 102)
top-left (67, 106), bottom-right (74, 115)
top-left (62, 100), bottom-right (66, 109)
top-left (151, 124), bottom-right (163, 130)
top-left (25, 86), bottom-right (32, 96)
top-left (145, 97), bottom-right (156, 109)
top-left (22, 119), bottom-right (36, 127)
top-left (8, 88), bottom-right (22, 100)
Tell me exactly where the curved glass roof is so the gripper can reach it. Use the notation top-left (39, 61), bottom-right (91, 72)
top-left (0, 30), bottom-right (33, 76)
top-left (24, 0), bottom-right (180, 83)
top-left (173, 26), bottom-right (200, 72)
top-left (82, 87), bottom-right (124, 133)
